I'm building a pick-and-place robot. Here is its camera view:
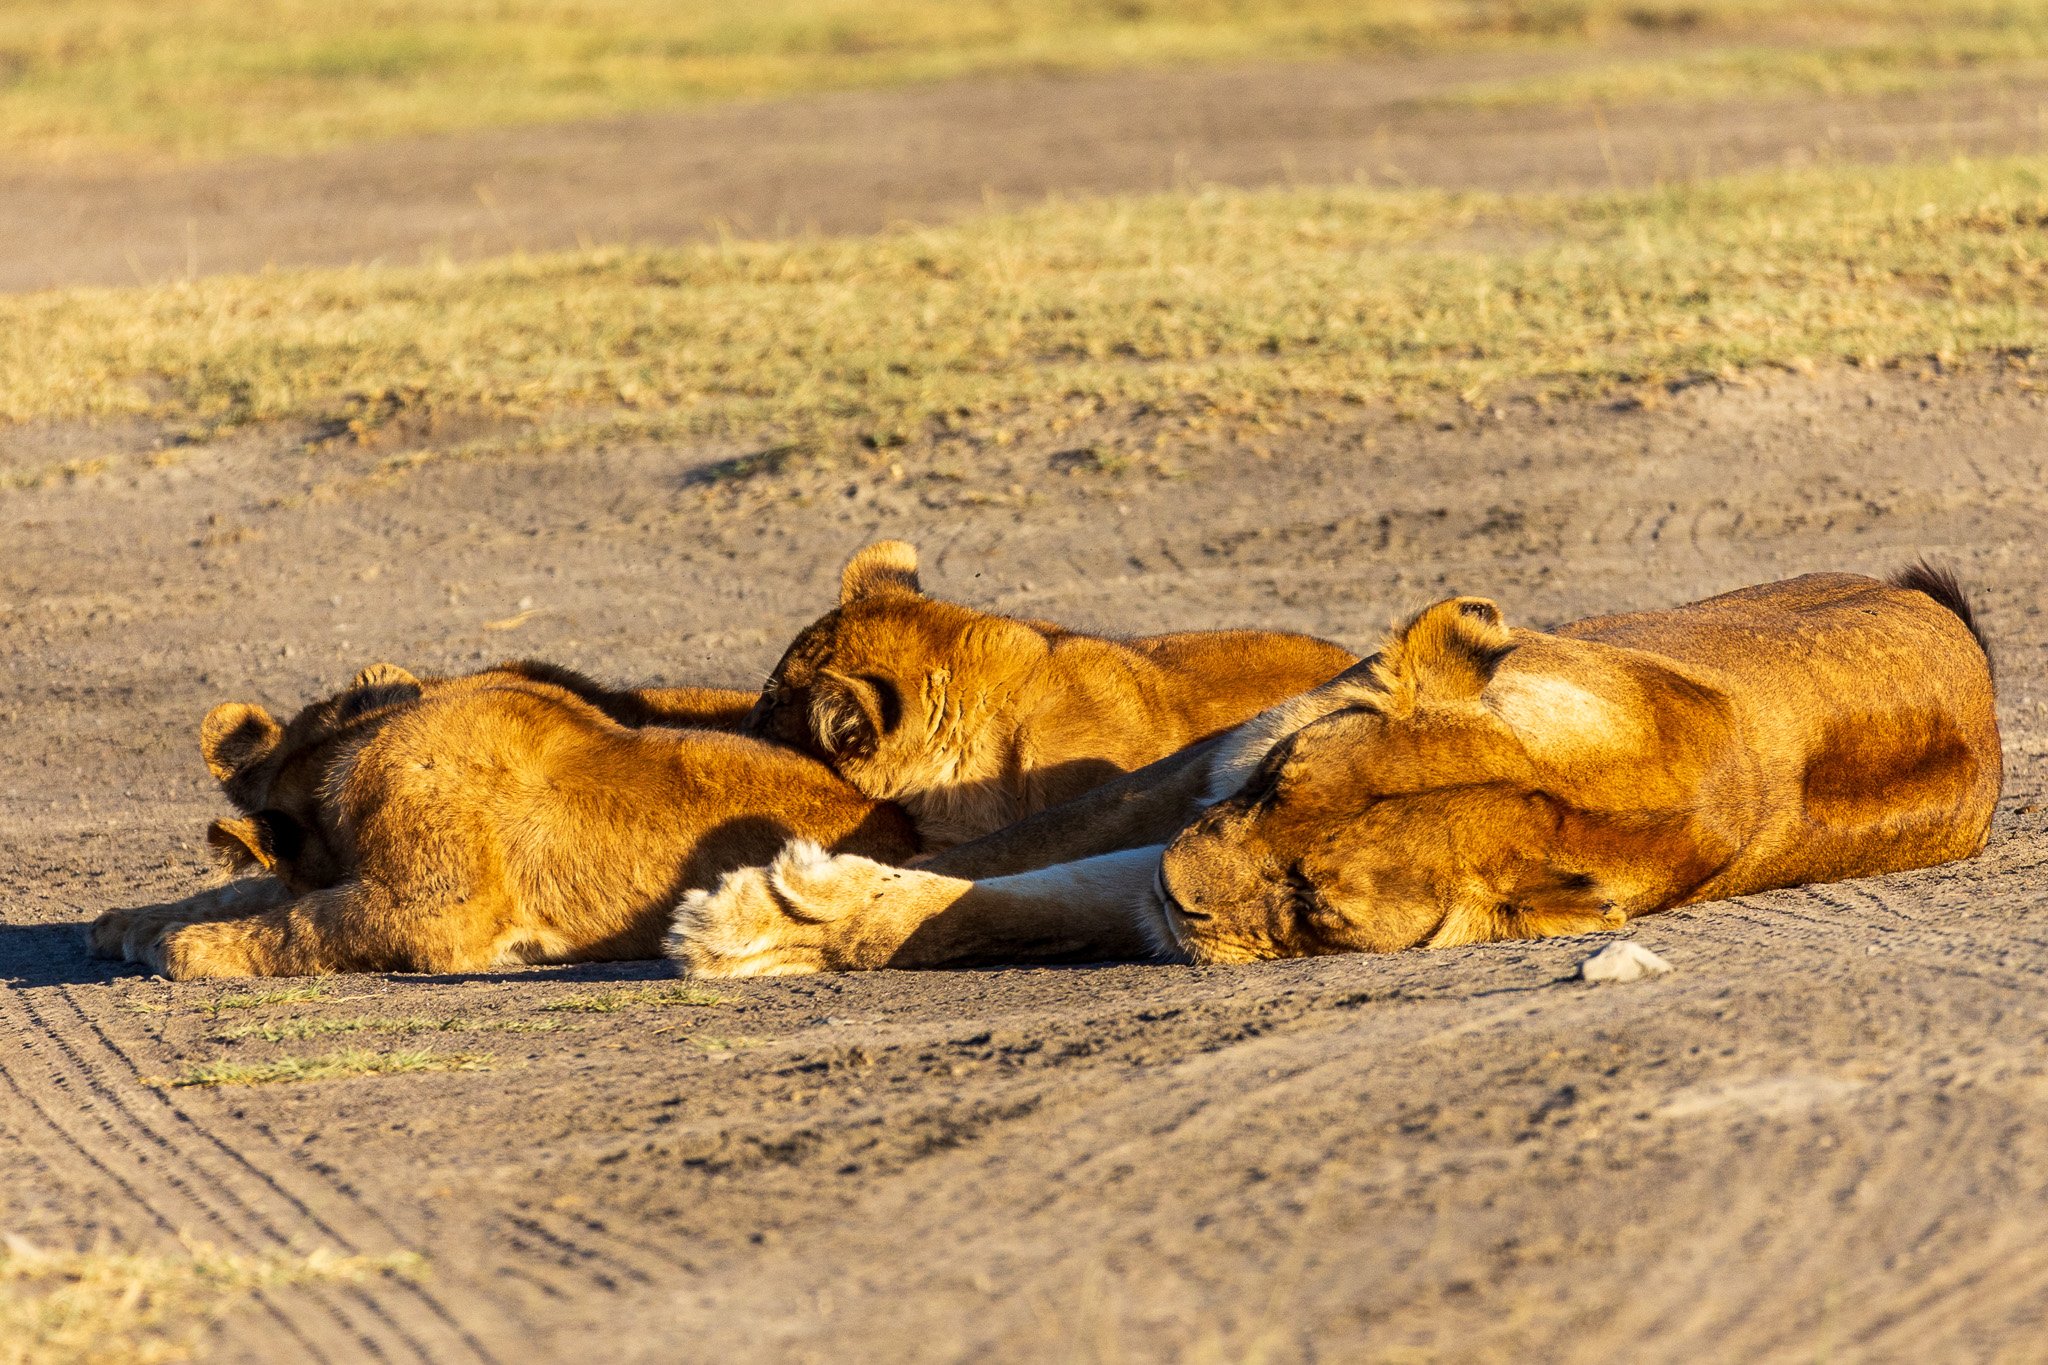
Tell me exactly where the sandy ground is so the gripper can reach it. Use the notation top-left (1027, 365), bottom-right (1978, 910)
top-left (4, 61), bottom-right (2048, 1364)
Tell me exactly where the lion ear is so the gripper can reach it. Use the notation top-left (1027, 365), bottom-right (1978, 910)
top-left (207, 812), bottom-right (307, 875)
top-left (350, 662), bottom-right (418, 690)
top-left (1371, 596), bottom-right (1515, 708)
top-left (207, 817), bottom-right (274, 873)
top-left (807, 670), bottom-right (898, 761)
top-left (839, 540), bottom-right (922, 604)
top-left (200, 703), bottom-right (284, 805)
top-left (339, 662), bottom-right (424, 718)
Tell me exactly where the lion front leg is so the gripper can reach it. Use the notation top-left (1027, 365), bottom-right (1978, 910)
top-left (132, 883), bottom-right (508, 980)
top-left (126, 886), bottom-right (363, 980)
top-left (671, 842), bottom-right (1180, 977)
top-left (89, 878), bottom-right (295, 961)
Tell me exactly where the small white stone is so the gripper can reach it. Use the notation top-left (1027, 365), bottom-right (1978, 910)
top-left (1580, 940), bottom-right (1672, 983)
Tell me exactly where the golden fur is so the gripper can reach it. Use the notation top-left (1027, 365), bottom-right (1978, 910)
top-left (91, 662), bottom-right (914, 979)
top-left (745, 539), bottom-right (1359, 848)
top-left (672, 568), bottom-right (2001, 974)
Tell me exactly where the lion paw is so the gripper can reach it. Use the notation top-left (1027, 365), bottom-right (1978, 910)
top-left (669, 841), bottom-right (901, 977)
top-left (88, 908), bottom-right (142, 960)
top-left (140, 922), bottom-right (257, 981)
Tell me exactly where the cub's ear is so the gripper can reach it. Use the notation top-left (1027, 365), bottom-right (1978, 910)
top-left (350, 662), bottom-right (418, 690)
top-left (807, 670), bottom-right (899, 761)
top-left (339, 661), bottom-right (424, 719)
top-left (206, 817), bottom-right (274, 873)
top-left (200, 702), bottom-right (284, 795)
top-left (839, 540), bottom-right (922, 604)
top-left (207, 812), bottom-right (308, 875)
top-left (1371, 596), bottom-right (1515, 708)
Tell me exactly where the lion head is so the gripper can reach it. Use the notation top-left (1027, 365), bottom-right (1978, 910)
top-left (1154, 597), bottom-right (1693, 963)
top-left (745, 540), bottom-right (1077, 847)
top-left (199, 661), bottom-right (430, 893)
top-left (749, 539), bottom-right (1360, 851)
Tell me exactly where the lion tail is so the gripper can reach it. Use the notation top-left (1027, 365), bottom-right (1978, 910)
top-left (1891, 559), bottom-right (1993, 679)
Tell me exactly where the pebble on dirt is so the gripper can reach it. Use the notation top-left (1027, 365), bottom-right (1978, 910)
top-left (1580, 941), bottom-right (1673, 983)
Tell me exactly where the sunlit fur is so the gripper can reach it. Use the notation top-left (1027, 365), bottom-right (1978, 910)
top-left (672, 568), bottom-right (2000, 972)
top-left (673, 842), bottom-right (1178, 977)
top-left (744, 539), bottom-right (1358, 849)
top-left (90, 663), bottom-right (915, 979)
top-left (1164, 570), bottom-right (2000, 962)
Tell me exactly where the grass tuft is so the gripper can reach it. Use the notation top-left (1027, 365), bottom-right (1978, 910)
top-left (198, 984), bottom-right (328, 1014)
top-left (159, 1048), bottom-right (493, 1088)
top-left (215, 1015), bottom-right (574, 1043)
top-left (1, 1238), bottom-right (420, 1365)
top-left (541, 984), bottom-right (728, 1013)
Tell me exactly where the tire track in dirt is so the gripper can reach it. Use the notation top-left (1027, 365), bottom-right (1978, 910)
top-left (632, 857), bottom-right (2048, 1359)
top-left (496, 1209), bottom-right (657, 1294)
top-left (0, 986), bottom-right (355, 1361)
top-left (0, 981), bottom-right (496, 1362)
top-left (50, 985), bottom-right (506, 1362)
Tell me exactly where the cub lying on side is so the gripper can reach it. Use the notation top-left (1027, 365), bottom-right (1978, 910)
top-left (746, 539), bottom-right (1360, 848)
top-left (673, 566), bottom-right (2001, 974)
top-left (91, 662), bottom-right (915, 979)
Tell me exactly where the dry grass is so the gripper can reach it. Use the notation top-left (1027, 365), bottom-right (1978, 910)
top-left (215, 1015), bottom-right (575, 1042)
top-left (4, 1), bottom-right (2046, 162)
top-left (541, 984), bottom-right (728, 1013)
top-left (5, 155), bottom-right (2044, 464)
top-left (1445, 25), bottom-right (2048, 107)
top-left (160, 1048), bottom-right (494, 1088)
top-left (0, 1237), bottom-right (419, 1365)
top-left (198, 984), bottom-right (329, 1014)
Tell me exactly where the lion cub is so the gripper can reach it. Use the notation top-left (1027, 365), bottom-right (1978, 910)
top-left (746, 540), bottom-right (1360, 848)
top-left (90, 662), bottom-right (916, 979)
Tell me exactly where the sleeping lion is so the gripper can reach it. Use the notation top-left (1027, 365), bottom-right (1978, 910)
top-left (747, 539), bottom-right (1360, 848)
top-left (90, 662), bottom-right (916, 979)
top-left (672, 565), bottom-right (2002, 974)
top-left (92, 547), bottom-right (1356, 980)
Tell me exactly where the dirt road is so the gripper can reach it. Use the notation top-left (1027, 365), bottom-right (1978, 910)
top-left (4, 61), bottom-right (2048, 1363)
top-left (6, 56), bottom-right (2048, 292)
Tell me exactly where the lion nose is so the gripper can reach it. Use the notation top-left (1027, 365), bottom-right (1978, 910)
top-left (1157, 855), bottom-right (1210, 919)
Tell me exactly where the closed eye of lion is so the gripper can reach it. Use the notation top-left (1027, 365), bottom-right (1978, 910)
top-left (743, 538), bottom-right (1359, 850)
top-left (673, 565), bottom-right (2001, 975)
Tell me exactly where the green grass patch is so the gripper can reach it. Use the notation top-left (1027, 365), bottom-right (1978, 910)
top-left (198, 984), bottom-right (328, 1014)
top-left (216, 1015), bottom-right (575, 1043)
top-left (541, 984), bottom-right (728, 1013)
top-left (4, 2), bottom-right (2046, 162)
top-left (161, 1048), bottom-right (493, 1088)
top-left (1, 1239), bottom-right (419, 1365)
top-left (6, 155), bottom-right (2046, 456)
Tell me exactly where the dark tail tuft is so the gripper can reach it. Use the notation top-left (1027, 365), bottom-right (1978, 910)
top-left (1891, 559), bottom-right (1993, 678)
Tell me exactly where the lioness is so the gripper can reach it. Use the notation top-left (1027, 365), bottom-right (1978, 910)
top-left (746, 539), bottom-right (1360, 848)
top-left (91, 662), bottom-right (915, 979)
top-left (672, 566), bottom-right (2000, 974)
